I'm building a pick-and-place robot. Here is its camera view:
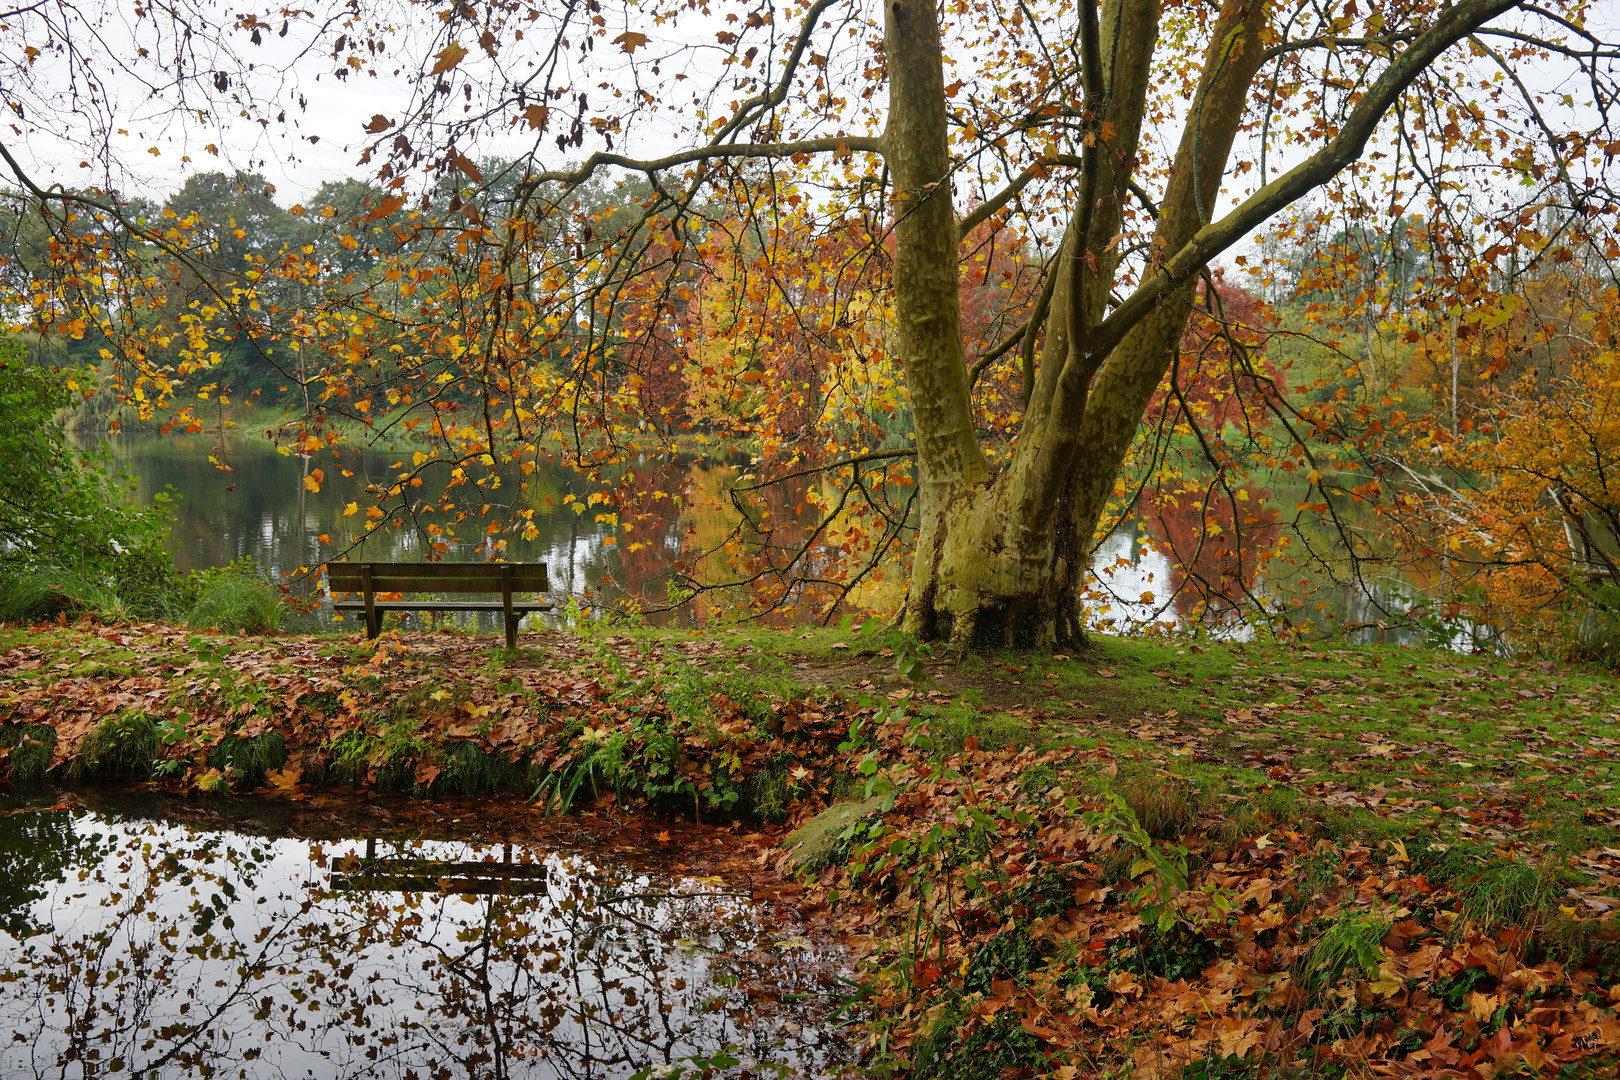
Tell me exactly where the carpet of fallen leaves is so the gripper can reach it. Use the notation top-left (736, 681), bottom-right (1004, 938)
top-left (0, 624), bottom-right (861, 809)
top-left (780, 744), bottom-right (1620, 1079)
top-left (2, 622), bottom-right (1619, 1078)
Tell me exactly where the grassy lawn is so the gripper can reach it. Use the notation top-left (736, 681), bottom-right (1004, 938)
top-left (661, 623), bottom-right (1620, 856)
top-left (2, 619), bottom-right (1618, 1078)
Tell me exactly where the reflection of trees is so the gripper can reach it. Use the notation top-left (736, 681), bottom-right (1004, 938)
top-left (1139, 484), bottom-right (1281, 630)
top-left (0, 824), bottom-right (846, 1079)
top-left (0, 808), bottom-right (114, 939)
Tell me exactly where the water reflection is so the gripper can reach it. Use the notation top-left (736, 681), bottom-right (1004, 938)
top-left (105, 434), bottom-right (1470, 642)
top-left (0, 798), bottom-right (851, 1078)
top-left (1090, 480), bottom-right (1477, 645)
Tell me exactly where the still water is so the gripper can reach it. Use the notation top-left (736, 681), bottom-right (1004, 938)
top-left (0, 792), bottom-right (852, 1078)
top-left (105, 433), bottom-right (1453, 641)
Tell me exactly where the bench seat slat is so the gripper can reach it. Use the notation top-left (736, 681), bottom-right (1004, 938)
top-left (327, 562), bottom-right (549, 589)
top-left (330, 578), bottom-right (550, 594)
top-left (332, 600), bottom-right (555, 612)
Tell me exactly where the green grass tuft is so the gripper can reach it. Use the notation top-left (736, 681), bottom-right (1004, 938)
top-left (1118, 774), bottom-right (1206, 840)
top-left (1297, 907), bottom-right (1391, 999)
top-left (72, 712), bottom-right (159, 779)
top-left (1458, 858), bottom-right (1564, 932)
top-left (0, 568), bottom-right (129, 624)
top-left (188, 577), bottom-right (282, 635)
top-left (0, 724), bottom-right (56, 784)
top-left (206, 731), bottom-right (287, 789)
top-left (432, 741), bottom-right (523, 796)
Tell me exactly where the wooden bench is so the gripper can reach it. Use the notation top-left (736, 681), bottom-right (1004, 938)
top-left (327, 562), bottom-right (553, 648)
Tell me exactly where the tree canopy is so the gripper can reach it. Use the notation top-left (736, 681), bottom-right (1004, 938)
top-left (2, 0), bottom-right (1618, 642)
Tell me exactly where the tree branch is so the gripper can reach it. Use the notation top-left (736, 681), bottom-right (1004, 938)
top-left (1094, 0), bottom-right (1524, 360)
top-left (957, 161), bottom-right (1046, 241)
top-left (527, 136), bottom-right (884, 190)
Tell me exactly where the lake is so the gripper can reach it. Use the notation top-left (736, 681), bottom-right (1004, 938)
top-left (105, 432), bottom-right (1460, 643)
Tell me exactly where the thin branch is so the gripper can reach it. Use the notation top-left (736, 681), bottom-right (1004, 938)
top-left (732, 449), bottom-right (917, 493)
top-left (528, 136), bottom-right (884, 190)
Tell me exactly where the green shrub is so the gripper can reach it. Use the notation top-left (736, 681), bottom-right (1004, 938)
top-left (920, 1011), bottom-right (1048, 1080)
top-left (189, 574), bottom-right (283, 635)
top-left (0, 346), bottom-right (180, 614)
top-left (1567, 584), bottom-right (1620, 668)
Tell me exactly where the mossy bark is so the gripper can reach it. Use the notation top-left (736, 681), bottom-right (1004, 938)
top-left (884, 0), bottom-right (1267, 648)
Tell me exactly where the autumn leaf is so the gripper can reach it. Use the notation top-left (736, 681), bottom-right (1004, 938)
top-left (364, 195), bottom-right (407, 221)
top-left (614, 31), bottom-right (649, 53)
top-left (430, 42), bottom-right (467, 75)
top-left (363, 114), bottom-right (394, 134)
top-left (303, 469), bottom-right (324, 493)
top-left (522, 104), bottom-right (549, 130)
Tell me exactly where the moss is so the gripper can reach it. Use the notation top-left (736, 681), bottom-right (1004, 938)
top-left (780, 795), bottom-right (888, 873)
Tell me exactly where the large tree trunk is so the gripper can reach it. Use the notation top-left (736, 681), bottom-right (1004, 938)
top-left (889, 0), bottom-right (1267, 648)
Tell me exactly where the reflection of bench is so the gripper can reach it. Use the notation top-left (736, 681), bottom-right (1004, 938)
top-left (330, 839), bottom-right (550, 895)
top-left (327, 562), bottom-right (553, 648)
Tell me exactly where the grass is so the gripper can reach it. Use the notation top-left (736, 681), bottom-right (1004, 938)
top-left (5, 617), bottom-right (1620, 856)
top-left (0, 724), bottom-right (56, 784)
top-left (206, 731), bottom-right (288, 789)
top-left (72, 712), bottom-right (159, 779)
top-left (188, 576), bottom-right (283, 635)
top-left (1, 619), bottom-right (1617, 1078)
top-left (1296, 907), bottom-right (1391, 998)
top-left (0, 568), bottom-right (129, 624)
top-left (1457, 856), bottom-right (1567, 932)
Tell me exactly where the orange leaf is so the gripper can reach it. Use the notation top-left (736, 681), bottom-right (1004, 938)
top-left (365, 195), bottom-right (407, 221)
top-left (614, 31), bottom-right (648, 53)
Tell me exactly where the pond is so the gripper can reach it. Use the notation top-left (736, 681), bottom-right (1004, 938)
top-left (105, 432), bottom-right (1459, 643)
top-left (0, 791), bottom-right (854, 1079)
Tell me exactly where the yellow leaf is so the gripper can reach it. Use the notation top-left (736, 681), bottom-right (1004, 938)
top-left (342, 502), bottom-right (359, 517)
top-left (430, 41), bottom-right (467, 75)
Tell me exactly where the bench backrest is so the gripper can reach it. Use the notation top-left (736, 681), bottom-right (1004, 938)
top-left (327, 562), bottom-right (550, 594)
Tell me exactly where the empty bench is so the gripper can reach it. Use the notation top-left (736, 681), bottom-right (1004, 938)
top-left (327, 562), bottom-right (553, 648)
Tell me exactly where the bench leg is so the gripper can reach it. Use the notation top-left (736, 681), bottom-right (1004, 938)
top-left (367, 611), bottom-right (383, 639)
top-left (505, 613), bottom-right (518, 650)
